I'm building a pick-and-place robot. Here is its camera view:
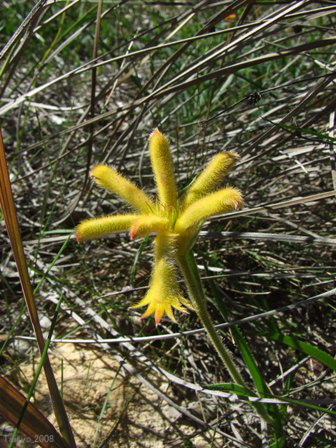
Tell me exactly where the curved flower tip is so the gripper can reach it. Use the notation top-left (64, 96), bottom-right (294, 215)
top-left (129, 227), bottom-right (137, 241)
top-left (132, 292), bottom-right (191, 325)
top-left (149, 128), bottom-right (167, 145)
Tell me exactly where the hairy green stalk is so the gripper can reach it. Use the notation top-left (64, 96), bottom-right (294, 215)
top-left (178, 250), bottom-right (245, 384)
top-left (178, 250), bottom-right (273, 425)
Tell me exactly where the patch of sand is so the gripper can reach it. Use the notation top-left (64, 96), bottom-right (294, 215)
top-left (13, 343), bottom-right (222, 447)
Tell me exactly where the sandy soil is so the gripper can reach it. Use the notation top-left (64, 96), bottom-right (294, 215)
top-left (6, 343), bottom-right (221, 448)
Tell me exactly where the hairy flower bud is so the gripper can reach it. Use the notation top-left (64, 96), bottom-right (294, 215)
top-left (76, 214), bottom-right (139, 242)
top-left (183, 152), bottom-right (239, 208)
top-left (149, 129), bottom-right (178, 210)
top-left (176, 187), bottom-right (243, 233)
top-left (91, 165), bottom-right (154, 213)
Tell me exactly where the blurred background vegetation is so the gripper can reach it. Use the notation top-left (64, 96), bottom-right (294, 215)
top-left (0, 1), bottom-right (335, 447)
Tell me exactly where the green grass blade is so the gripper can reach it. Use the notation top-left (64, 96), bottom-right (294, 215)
top-left (9, 296), bottom-right (65, 448)
top-left (204, 384), bottom-right (336, 416)
top-left (205, 382), bottom-right (256, 396)
top-left (205, 269), bottom-right (281, 394)
top-left (205, 267), bottom-right (286, 444)
top-left (276, 396), bottom-right (336, 417)
top-left (264, 332), bottom-right (336, 371)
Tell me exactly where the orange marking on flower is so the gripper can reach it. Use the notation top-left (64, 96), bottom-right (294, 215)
top-left (129, 226), bottom-right (138, 240)
top-left (225, 13), bottom-right (238, 21)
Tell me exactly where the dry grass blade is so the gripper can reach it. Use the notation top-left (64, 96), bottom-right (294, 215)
top-left (0, 376), bottom-right (69, 448)
top-left (85, 0), bottom-right (103, 191)
top-left (153, 0), bottom-right (310, 92)
top-left (216, 189), bottom-right (336, 220)
top-left (0, 0), bottom-right (48, 61)
top-left (150, 38), bottom-right (336, 101)
top-left (0, 129), bottom-right (76, 447)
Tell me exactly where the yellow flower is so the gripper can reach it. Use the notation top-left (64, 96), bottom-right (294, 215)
top-left (76, 128), bottom-right (243, 323)
top-left (132, 235), bottom-right (192, 323)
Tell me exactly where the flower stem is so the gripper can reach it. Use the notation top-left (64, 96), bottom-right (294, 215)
top-left (177, 250), bottom-right (245, 386)
top-left (177, 250), bottom-right (274, 425)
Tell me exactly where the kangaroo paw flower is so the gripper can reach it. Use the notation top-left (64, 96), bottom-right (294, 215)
top-left (130, 215), bottom-right (169, 240)
top-left (76, 128), bottom-right (242, 324)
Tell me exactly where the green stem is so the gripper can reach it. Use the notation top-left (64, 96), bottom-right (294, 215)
top-left (177, 250), bottom-right (273, 425)
top-left (177, 250), bottom-right (245, 386)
